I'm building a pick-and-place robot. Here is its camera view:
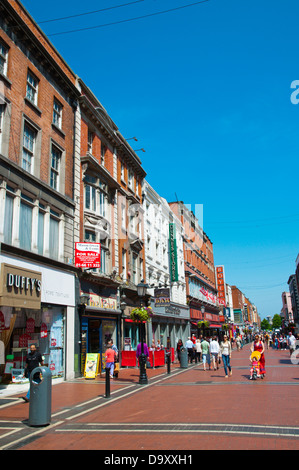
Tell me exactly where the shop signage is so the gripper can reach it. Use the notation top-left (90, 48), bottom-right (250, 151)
top-left (81, 292), bottom-right (117, 310)
top-left (165, 305), bottom-right (181, 316)
top-left (154, 288), bottom-right (170, 306)
top-left (75, 243), bottom-right (101, 268)
top-left (0, 264), bottom-right (42, 310)
top-left (169, 223), bottom-right (178, 282)
top-left (216, 265), bottom-right (226, 307)
top-left (84, 353), bottom-right (100, 379)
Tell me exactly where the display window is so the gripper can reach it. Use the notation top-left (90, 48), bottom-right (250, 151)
top-left (0, 305), bottom-right (65, 379)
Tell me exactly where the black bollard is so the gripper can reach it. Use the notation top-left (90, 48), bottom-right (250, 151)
top-left (105, 367), bottom-right (110, 398)
top-left (167, 352), bottom-right (171, 374)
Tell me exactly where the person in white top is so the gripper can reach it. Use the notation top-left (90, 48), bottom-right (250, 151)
top-left (209, 336), bottom-right (220, 370)
top-left (287, 332), bottom-right (296, 356)
top-left (195, 339), bottom-right (202, 364)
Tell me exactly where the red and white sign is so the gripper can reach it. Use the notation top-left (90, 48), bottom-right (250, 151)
top-left (40, 323), bottom-right (48, 338)
top-left (216, 266), bottom-right (226, 306)
top-left (75, 243), bottom-right (101, 268)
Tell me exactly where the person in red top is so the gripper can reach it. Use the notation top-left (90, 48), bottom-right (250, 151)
top-left (105, 345), bottom-right (117, 378)
top-left (251, 334), bottom-right (266, 375)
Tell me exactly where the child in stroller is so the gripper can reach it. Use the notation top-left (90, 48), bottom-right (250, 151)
top-left (249, 351), bottom-right (264, 380)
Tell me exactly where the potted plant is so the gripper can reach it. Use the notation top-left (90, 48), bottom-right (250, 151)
top-left (130, 306), bottom-right (152, 323)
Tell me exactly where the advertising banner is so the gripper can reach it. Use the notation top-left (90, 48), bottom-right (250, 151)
top-left (169, 223), bottom-right (178, 282)
top-left (154, 288), bottom-right (170, 306)
top-left (75, 243), bottom-right (101, 268)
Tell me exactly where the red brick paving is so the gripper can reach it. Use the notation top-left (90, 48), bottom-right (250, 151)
top-left (1, 345), bottom-right (299, 450)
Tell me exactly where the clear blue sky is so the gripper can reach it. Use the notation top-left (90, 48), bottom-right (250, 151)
top-left (21, 0), bottom-right (299, 319)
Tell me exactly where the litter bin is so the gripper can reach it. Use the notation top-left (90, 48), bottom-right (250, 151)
top-left (28, 366), bottom-right (52, 427)
top-left (179, 347), bottom-right (188, 368)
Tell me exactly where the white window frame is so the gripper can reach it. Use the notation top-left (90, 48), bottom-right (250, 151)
top-left (53, 99), bottom-right (62, 128)
top-left (26, 70), bottom-right (38, 105)
top-left (50, 144), bottom-right (61, 190)
top-left (22, 121), bottom-right (36, 174)
top-left (0, 41), bottom-right (8, 76)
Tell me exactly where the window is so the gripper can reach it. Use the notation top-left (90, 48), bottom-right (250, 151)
top-left (26, 70), bottom-right (38, 105)
top-left (37, 208), bottom-right (44, 255)
top-left (85, 230), bottom-right (96, 242)
top-left (84, 174), bottom-right (106, 217)
top-left (100, 249), bottom-right (107, 274)
top-left (0, 41), bottom-right (8, 76)
top-left (85, 183), bottom-right (96, 212)
top-left (50, 145), bottom-right (61, 190)
top-left (53, 99), bottom-right (62, 128)
top-left (4, 192), bottom-right (13, 244)
top-left (122, 249), bottom-right (127, 279)
top-left (22, 122), bottom-right (36, 173)
top-left (87, 129), bottom-right (93, 154)
top-left (101, 144), bottom-right (106, 166)
top-left (49, 211), bottom-right (59, 260)
top-left (121, 161), bottom-right (125, 181)
top-left (19, 194), bottom-right (33, 251)
top-left (128, 168), bottom-right (134, 190)
top-left (0, 104), bottom-right (5, 152)
top-left (132, 253), bottom-right (138, 284)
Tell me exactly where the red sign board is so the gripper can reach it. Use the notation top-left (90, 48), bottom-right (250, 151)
top-left (216, 266), bottom-right (226, 306)
top-left (75, 243), bottom-right (101, 268)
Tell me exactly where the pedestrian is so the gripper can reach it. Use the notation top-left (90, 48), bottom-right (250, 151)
top-left (251, 334), bottom-right (266, 376)
top-left (220, 335), bottom-right (232, 378)
top-left (176, 339), bottom-right (183, 362)
top-left (21, 344), bottom-right (44, 402)
top-left (185, 337), bottom-right (195, 363)
top-left (105, 343), bottom-right (117, 378)
top-left (236, 334), bottom-right (241, 351)
top-left (210, 336), bottom-right (220, 370)
top-left (195, 339), bottom-right (202, 364)
top-left (136, 341), bottom-right (149, 363)
top-left (201, 337), bottom-right (211, 371)
top-left (287, 332), bottom-right (296, 357)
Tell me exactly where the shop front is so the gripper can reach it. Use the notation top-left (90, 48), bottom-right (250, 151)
top-left (79, 279), bottom-right (121, 375)
top-left (150, 300), bottom-right (190, 351)
top-left (190, 303), bottom-right (223, 339)
top-left (0, 253), bottom-right (76, 382)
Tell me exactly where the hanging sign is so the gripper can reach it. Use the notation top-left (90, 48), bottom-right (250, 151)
top-left (26, 317), bottom-right (35, 335)
top-left (40, 323), bottom-right (48, 338)
top-left (169, 224), bottom-right (178, 282)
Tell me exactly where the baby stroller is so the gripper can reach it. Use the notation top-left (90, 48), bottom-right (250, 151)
top-left (250, 351), bottom-right (264, 380)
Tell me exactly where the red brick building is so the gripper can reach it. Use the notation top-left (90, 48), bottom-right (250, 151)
top-left (0, 0), bottom-right (80, 380)
top-left (169, 201), bottom-right (220, 337)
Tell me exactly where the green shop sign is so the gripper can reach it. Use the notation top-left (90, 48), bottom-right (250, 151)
top-left (169, 223), bottom-right (178, 282)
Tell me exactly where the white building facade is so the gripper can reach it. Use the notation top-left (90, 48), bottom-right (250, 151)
top-left (143, 181), bottom-right (189, 348)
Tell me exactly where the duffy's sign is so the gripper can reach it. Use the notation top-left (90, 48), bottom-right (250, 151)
top-left (0, 264), bottom-right (42, 309)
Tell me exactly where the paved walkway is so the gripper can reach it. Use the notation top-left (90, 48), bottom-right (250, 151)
top-left (0, 344), bottom-right (298, 450)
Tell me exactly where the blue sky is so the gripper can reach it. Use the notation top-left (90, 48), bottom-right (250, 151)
top-left (21, 0), bottom-right (299, 319)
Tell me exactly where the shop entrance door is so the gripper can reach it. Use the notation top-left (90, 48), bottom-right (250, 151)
top-left (89, 319), bottom-right (102, 354)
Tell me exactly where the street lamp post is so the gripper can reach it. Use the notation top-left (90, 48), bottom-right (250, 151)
top-left (137, 281), bottom-right (149, 385)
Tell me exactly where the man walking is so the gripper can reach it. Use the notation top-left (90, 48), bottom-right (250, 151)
top-left (185, 337), bottom-right (195, 364)
top-left (22, 344), bottom-right (44, 403)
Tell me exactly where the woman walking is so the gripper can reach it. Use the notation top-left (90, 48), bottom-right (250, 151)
top-left (251, 334), bottom-right (266, 376)
top-left (220, 335), bottom-right (232, 378)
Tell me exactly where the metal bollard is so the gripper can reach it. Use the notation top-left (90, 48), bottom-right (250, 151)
top-left (167, 352), bottom-right (171, 374)
top-left (105, 367), bottom-right (110, 398)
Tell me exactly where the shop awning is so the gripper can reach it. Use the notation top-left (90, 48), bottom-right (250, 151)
top-left (209, 324), bottom-right (221, 329)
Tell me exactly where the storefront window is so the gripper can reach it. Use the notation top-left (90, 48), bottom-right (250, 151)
top-left (0, 306), bottom-right (65, 379)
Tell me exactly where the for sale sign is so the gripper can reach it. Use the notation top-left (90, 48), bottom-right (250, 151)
top-left (75, 243), bottom-right (101, 268)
